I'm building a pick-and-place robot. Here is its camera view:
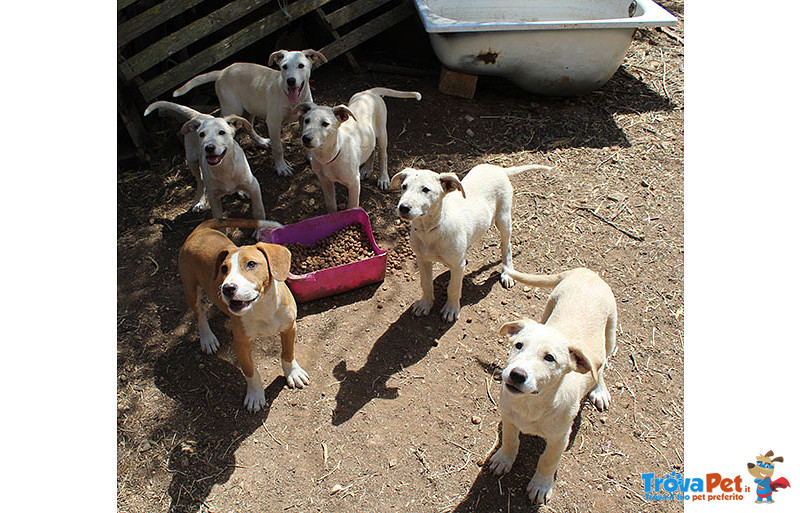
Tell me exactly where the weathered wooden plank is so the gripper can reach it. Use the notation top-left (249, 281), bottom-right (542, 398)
top-left (326, 0), bottom-right (392, 30)
top-left (118, 0), bottom-right (205, 48)
top-left (120, 0), bottom-right (271, 81)
top-left (139, 0), bottom-right (333, 100)
top-left (118, 0), bottom-right (139, 12)
top-left (319, 2), bottom-right (412, 62)
top-left (313, 8), bottom-right (360, 72)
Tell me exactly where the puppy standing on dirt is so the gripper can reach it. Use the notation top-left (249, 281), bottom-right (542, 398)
top-left (293, 87), bottom-right (422, 212)
top-left (173, 49), bottom-right (327, 176)
top-left (487, 267), bottom-right (617, 504)
top-left (391, 163), bottom-right (552, 322)
top-left (179, 218), bottom-right (310, 412)
top-left (144, 101), bottom-right (266, 220)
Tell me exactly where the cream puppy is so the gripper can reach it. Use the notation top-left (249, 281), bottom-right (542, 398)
top-left (144, 101), bottom-right (266, 220)
top-left (391, 163), bottom-right (552, 321)
top-left (488, 267), bottom-right (617, 504)
top-left (173, 49), bottom-right (327, 176)
top-left (293, 87), bottom-right (421, 212)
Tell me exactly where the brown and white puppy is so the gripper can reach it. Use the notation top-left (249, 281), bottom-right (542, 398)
top-left (293, 87), bottom-right (421, 212)
top-left (173, 50), bottom-right (327, 176)
top-left (144, 101), bottom-right (265, 220)
top-left (178, 218), bottom-right (309, 412)
top-left (488, 267), bottom-right (617, 504)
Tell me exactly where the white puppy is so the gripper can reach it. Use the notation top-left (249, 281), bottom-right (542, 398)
top-left (293, 87), bottom-right (421, 212)
top-left (173, 49), bottom-right (327, 176)
top-left (488, 267), bottom-right (617, 504)
top-left (144, 101), bottom-right (266, 221)
top-left (390, 163), bottom-right (552, 321)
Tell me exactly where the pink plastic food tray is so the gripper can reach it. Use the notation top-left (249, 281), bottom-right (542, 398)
top-left (259, 208), bottom-right (387, 302)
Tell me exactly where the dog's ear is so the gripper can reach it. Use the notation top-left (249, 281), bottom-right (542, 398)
top-left (499, 319), bottom-right (532, 337)
top-left (213, 249), bottom-right (230, 281)
top-left (268, 50), bottom-right (287, 67)
top-left (568, 346), bottom-right (599, 383)
top-left (180, 118), bottom-right (202, 135)
top-left (303, 49), bottom-right (327, 66)
top-left (390, 168), bottom-right (413, 190)
top-left (772, 456), bottom-right (784, 463)
top-left (765, 450), bottom-right (774, 458)
top-left (332, 105), bottom-right (356, 123)
top-left (256, 242), bottom-right (292, 282)
top-left (292, 102), bottom-right (314, 119)
top-left (439, 173), bottom-right (466, 198)
top-left (224, 115), bottom-right (253, 133)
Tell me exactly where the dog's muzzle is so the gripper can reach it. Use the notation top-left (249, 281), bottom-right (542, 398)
top-left (205, 148), bottom-right (227, 166)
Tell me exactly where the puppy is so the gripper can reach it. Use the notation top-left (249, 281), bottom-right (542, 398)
top-left (293, 87), bottom-right (422, 212)
top-left (487, 267), bottom-right (617, 504)
top-left (173, 49), bottom-right (327, 176)
top-left (391, 163), bottom-right (552, 321)
top-left (179, 218), bottom-right (310, 412)
top-left (144, 101), bottom-right (266, 220)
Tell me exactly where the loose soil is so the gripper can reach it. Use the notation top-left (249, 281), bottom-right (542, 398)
top-left (118, 3), bottom-right (684, 512)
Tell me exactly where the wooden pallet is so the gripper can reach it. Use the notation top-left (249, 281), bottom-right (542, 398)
top-left (117, 0), bottom-right (414, 162)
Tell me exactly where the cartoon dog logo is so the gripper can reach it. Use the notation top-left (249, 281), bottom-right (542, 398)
top-left (746, 450), bottom-right (791, 503)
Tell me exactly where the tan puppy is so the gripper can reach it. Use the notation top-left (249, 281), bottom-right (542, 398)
top-left (173, 49), bottom-right (327, 176)
top-left (178, 218), bottom-right (309, 412)
top-left (488, 267), bottom-right (617, 504)
top-left (293, 87), bottom-right (422, 212)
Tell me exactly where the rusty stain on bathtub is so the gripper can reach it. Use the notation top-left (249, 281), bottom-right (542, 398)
top-left (476, 49), bottom-right (499, 64)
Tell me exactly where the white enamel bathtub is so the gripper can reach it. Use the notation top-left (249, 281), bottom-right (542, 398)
top-left (411, 0), bottom-right (678, 96)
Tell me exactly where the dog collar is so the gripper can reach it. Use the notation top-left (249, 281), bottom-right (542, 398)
top-left (326, 147), bottom-right (342, 164)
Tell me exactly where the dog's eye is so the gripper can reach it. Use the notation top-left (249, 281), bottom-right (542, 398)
top-left (282, 64), bottom-right (288, 70)
top-left (220, 265), bottom-right (228, 275)
top-left (245, 261), bottom-right (258, 270)
top-left (402, 184), bottom-right (408, 190)
top-left (304, 118), bottom-right (310, 124)
top-left (322, 121), bottom-right (330, 127)
top-left (219, 130), bottom-right (226, 135)
top-left (422, 186), bottom-right (430, 193)
top-left (544, 354), bottom-right (555, 362)
top-left (198, 131), bottom-right (205, 138)
top-left (298, 63), bottom-right (305, 68)
top-left (514, 342), bottom-right (523, 350)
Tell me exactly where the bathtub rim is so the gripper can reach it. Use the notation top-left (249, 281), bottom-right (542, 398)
top-left (412, 0), bottom-right (678, 33)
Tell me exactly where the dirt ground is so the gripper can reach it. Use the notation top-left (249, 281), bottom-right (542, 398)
top-left (117, 3), bottom-right (684, 512)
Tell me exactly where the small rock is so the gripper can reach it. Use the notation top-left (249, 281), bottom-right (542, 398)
top-left (522, 286), bottom-right (531, 292)
top-left (464, 114), bottom-right (475, 122)
top-left (139, 441), bottom-right (152, 452)
top-left (471, 416), bottom-right (482, 425)
top-left (330, 484), bottom-right (345, 495)
top-left (465, 128), bottom-right (475, 137)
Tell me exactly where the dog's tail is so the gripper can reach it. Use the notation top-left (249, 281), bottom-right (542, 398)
top-left (369, 87), bottom-right (422, 101)
top-left (503, 164), bottom-right (554, 177)
top-left (191, 218), bottom-right (284, 234)
top-left (173, 70), bottom-right (224, 97)
top-left (144, 100), bottom-right (207, 120)
top-left (505, 269), bottom-right (575, 289)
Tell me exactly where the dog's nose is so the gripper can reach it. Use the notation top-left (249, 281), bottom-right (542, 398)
top-left (222, 283), bottom-right (237, 298)
top-left (398, 204), bottom-right (411, 215)
top-left (205, 144), bottom-right (215, 153)
top-left (301, 134), bottom-right (312, 145)
top-left (287, 77), bottom-right (296, 87)
top-left (509, 368), bottom-right (527, 385)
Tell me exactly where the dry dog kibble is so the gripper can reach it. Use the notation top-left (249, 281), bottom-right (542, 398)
top-left (286, 223), bottom-right (375, 275)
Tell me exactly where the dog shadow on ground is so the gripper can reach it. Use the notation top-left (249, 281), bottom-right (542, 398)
top-left (451, 403), bottom-right (587, 512)
top-left (152, 336), bottom-right (286, 513)
top-left (330, 260), bottom-right (500, 425)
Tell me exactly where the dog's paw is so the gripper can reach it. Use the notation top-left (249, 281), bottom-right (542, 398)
top-left (500, 271), bottom-right (515, 288)
top-left (283, 360), bottom-right (310, 389)
top-left (527, 473), bottom-right (555, 504)
top-left (254, 137), bottom-right (272, 150)
top-left (237, 190), bottom-right (251, 201)
top-left (487, 450), bottom-right (516, 475)
top-left (190, 198), bottom-right (208, 213)
top-left (243, 387), bottom-right (266, 412)
top-left (589, 383), bottom-right (611, 411)
top-left (275, 160), bottom-right (294, 177)
top-left (199, 331), bottom-right (220, 354)
top-left (411, 299), bottom-right (433, 316)
top-left (441, 303), bottom-right (460, 322)
top-left (377, 175), bottom-right (390, 190)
